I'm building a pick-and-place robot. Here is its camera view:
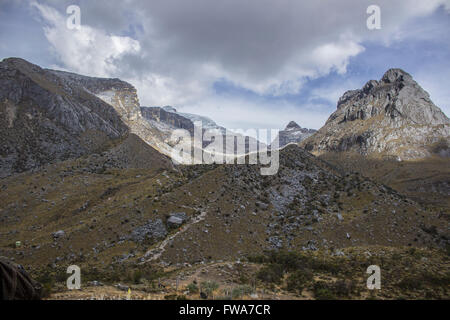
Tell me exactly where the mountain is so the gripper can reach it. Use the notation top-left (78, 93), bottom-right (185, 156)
top-left (302, 69), bottom-right (450, 160)
top-left (48, 69), bottom-right (176, 158)
top-left (0, 58), bottom-right (172, 177)
top-left (273, 121), bottom-right (316, 148)
top-left (1, 59), bottom-right (448, 299)
top-left (0, 57), bottom-right (268, 176)
top-left (0, 58), bottom-right (127, 177)
top-left (140, 106), bottom-right (266, 155)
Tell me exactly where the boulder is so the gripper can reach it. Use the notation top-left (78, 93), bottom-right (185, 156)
top-left (52, 230), bottom-right (65, 239)
top-left (0, 257), bottom-right (42, 300)
top-left (167, 216), bottom-right (183, 228)
top-left (167, 212), bottom-right (187, 228)
top-left (130, 219), bottom-right (167, 243)
top-left (116, 284), bottom-right (129, 292)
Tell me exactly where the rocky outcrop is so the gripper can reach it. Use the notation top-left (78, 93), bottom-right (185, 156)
top-left (302, 68), bottom-right (450, 160)
top-left (141, 107), bottom-right (195, 135)
top-left (130, 219), bottom-right (168, 244)
top-left (167, 212), bottom-right (188, 228)
top-left (273, 121), bottom-right (316, 148)
top-left (0, 57), bottom-right (270, 175)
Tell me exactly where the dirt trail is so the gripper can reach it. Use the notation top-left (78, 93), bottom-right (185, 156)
top-left (139, 210), bottom-right (207, 264)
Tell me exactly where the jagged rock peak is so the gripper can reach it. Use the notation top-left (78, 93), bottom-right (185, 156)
top-left (285, 121), bottom-right (301, 130)
top-left (337, 68), bottom-right (419, 110)
top-left (273, 121), bottom-right (316, 148)
top-left (302, 68), bottom-right (450, 159)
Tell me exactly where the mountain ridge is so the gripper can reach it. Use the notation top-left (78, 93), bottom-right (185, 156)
top-left (302, 68), bottom-right (450, 160)
top-left (0, 57), bottom-right (174, 177)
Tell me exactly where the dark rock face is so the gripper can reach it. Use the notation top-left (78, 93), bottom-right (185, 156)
top-left (0, 58), bottom-right (129, 177)
top-left (141, 106), bottom-right (267, 155)
top-left (0, 257), bottom-right (42, 300)
top-left (130, 219), bottom-right (168, 244)
top-left (302, 68), bottom-right (450, 159)
top-left (141, 107), bottom-right (195, 135)
top-left (274, 121), bottom-right (316, 148)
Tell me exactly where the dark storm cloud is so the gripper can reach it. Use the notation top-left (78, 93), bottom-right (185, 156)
top-left (2, 0), bottom-right (449, 129)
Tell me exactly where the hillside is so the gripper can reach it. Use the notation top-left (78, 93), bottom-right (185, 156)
top-left (0, 58), bottom-right (129, 177)
top-left (1, 59), bottom-right (448, 300)
top-left (319, 152), bottom-right (450, 210)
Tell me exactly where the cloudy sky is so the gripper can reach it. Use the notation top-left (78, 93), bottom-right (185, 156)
top-left (1, 0), bottom-right (449, 130)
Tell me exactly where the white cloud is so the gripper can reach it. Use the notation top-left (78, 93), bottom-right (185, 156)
top-left (31, 1), bottom-right (140, 77)
top-left (310, 40), bottom-right (365, 75)
top-left (28, 0), bottom-right (450, 129)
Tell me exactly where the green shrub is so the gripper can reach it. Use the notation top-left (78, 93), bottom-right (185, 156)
top-left (257, 264), bottom-right (284, 284)
top-left (286, 269), bottom-right (313, 293)
top-left (231, 285), bottom-right (253, 299)
top-left (313, 281), bottom-right (336, 300)
top-left (332, 279), bottom-right (355, 297)
top-left (200, 281), bottom-right (219, 295)
top-left (132, 270), bottom-right (143, 284)
top-left (266, 251), bottom-right (305, 272)
top-left (397, 276), bottom-right (423, 290)
top-left (186, 282), bottom-right (199, 294)
top-left (309, 259), bottom-right (343, 275)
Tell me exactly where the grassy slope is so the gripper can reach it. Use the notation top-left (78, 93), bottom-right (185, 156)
top-left (0, 146), bottom-right (448, 299)
top-left (319, 152), bottom-right (450, 209)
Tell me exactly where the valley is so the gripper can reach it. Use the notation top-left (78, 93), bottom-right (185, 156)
top-left (0, 58), bottom-right (448, 300)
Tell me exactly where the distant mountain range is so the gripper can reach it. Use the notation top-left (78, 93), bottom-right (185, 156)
top-left (140, 105), bottom-right (266, 155)
top-left (1, 58), bottom-right (449, 178)
top-left (272, 121), bottom-right (316, 148)
top-left (1, 58), bottom-right (449, 300)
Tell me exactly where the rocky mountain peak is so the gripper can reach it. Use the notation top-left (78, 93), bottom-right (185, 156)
top-left (302, 68), bottom-right (450, 159)
top-left (285, 121), bottom-right (301, 130)
top-left (381, 68), bottom-right (413, 84)
top-left (273, 121), bottom-right (316, 148)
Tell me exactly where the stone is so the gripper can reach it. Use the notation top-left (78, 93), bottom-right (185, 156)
top-left (130, 219), bottom-right (167, 243)
top-left (167, 212), bottom-right (187, 228)
top-left (116, 284), bottom-right (129, 291)
top-left (167, 216), bottom-right (184, 228)
top-left (52, 230), bottom-right (65, 239)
